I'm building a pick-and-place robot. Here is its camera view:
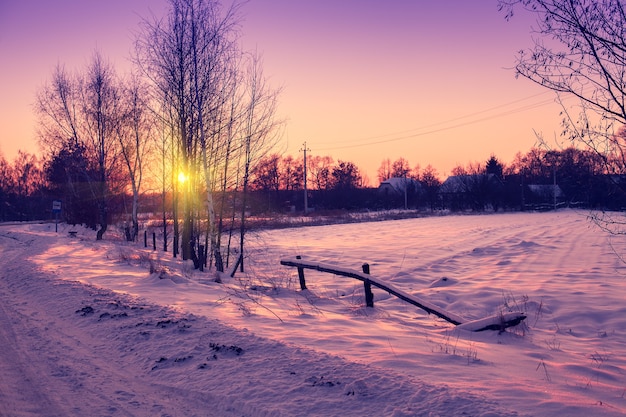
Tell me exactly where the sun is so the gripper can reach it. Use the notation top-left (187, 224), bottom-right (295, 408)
top-left (178, 172), bottom-right (188, 184)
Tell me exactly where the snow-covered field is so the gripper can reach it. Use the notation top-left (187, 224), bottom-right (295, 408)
top-left (1, 209), bottom-right (625, 416)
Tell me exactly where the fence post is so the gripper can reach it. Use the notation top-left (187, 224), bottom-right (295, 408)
top-left (362, 263), bottom-right (374, 307)
top-left (296, 255), bottom-right (307, 290)
top-left (144, 231), bottom-right (147, 248)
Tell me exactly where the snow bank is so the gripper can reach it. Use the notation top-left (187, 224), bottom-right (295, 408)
top-left (2, 209), bottom-right (625, 416)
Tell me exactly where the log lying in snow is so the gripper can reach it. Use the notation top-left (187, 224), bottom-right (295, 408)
top-left (456, 312), bottom-right (527, 332)
top-left (280, 256), bottom-right (526, 332)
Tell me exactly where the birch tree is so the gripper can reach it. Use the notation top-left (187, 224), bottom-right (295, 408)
top-left (136, 0), bottom-right (283, 270)
top-left (136, 0), bottom-right (241, 262)
top-left (116, 74), bottom-right (154, 241)
top-left (233, 52), bottom-right (282, 274)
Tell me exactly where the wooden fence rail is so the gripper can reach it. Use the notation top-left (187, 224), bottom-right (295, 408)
top-left (280, 256), bottom-right (526, 332)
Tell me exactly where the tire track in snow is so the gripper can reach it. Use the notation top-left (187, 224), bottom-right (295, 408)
top-left (0, 236), bottom-right (70, 416)
top-left (0, 231), bottom-right (234, 417)
top-left (0, 296), bottom-right (67, 417)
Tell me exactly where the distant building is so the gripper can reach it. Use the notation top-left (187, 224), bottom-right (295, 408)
top-left (378, 177), bottom-right (420, 196)
top-left (377, 177), bottom-right (421, 209)
top-left (439, 174), bottom-right (503, 211)
top-left (524, 184), bottom-right (564, 210)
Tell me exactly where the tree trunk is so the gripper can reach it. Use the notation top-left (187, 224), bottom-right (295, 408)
top-left (96, 201), bottom-right (107, 240)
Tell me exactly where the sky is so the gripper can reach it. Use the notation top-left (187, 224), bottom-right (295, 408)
top-left (0, 0), bottom-right (566, 183)
top-left (3, 210), bottom-right (626, 416)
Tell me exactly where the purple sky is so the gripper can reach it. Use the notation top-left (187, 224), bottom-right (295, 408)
top-left (0, 0), bottom-right (563, 183)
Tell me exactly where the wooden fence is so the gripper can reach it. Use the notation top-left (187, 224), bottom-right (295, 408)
top-left (280, 256), bottom-right (526, 332)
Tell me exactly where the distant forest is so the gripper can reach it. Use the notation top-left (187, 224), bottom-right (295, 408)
top-left (2, 144), bottom-right (625, 224)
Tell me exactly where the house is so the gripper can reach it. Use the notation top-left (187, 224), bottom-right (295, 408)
top-left (524, 184), bottom-right (564, 210)
top-left (378, 177), bottom-right (419, 196)
top-left (439, 174), bottom-right (503, 211)
top-left (377, 177), bottom-right (421, 209)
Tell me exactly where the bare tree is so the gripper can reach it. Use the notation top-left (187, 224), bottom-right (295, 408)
top-left (36, 52), bottom-right (123, 240)
top-left (191, 5), bottom-right (242, 271)
top-left (136, 0), bottom-right (243, 263)
top-left (391, 157), bottom-right (411, 178)
top-left (499, 1), bottom-right (626, 176)
top-left (11, 151), bottom-right (44, 199)
top-left (607, 126), bottom-right (626, 175)
top-left (421, 164), bottom-right (441, 210)
top-left (378, 158), bottom-right (412, 184)
top-left (115, 73), bottom-right (155, 241)
top-left (233, 52), bottom-right (282, 274)
top-left (411, 163), bottom-right (422, 181)
top-left (83, 53), bottom-right (124, 239)
top-left (377, 158), bottom-right (393, 184)
top-left (136, 0), bottom-right (283, 271)
top-left (151, 105), bottom-right (175, 252)
top-left (308, 155), bottom-right (334, 190)
top-left (0, 155), bottom-right (10, 221)
top-left (36, 66), bottom-right (80, 154)
top-left (0, 154), bottom-right (11, 191)
top-left (251, 153), bottom-right (281, 192)
top-left (280, 155), bottom-right (303, 191)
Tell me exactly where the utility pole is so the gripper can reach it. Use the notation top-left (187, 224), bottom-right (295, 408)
top-left (300, 141), bottom-right (310, 213)
top-left (553, 164), bottom-right (557, 211)
top-left (404, 175), bottom-right (408, 210)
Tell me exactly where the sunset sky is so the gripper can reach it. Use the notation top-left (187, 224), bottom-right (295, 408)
top-left (0, 0), bottom-right (566, 184)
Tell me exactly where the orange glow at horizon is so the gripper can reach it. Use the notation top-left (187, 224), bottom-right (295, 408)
top-left (0, 0), bottom-right (567, 186)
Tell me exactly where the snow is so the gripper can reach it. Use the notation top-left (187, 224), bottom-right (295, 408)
top-left (1, 209), bottom-right (625, 416)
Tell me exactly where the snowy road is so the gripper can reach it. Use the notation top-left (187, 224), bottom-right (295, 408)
top-left (0, 291), bottom-right (66, 416)
top-left (0, 233), bottom-right (232, 417)
top-left (0, 235), bottom-right (69, 416)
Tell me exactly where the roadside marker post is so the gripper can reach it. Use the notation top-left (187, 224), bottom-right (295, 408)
top-left (52, 200), bottom-right (62, 232)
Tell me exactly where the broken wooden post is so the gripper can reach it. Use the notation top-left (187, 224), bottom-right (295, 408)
top-left (296, 255), bottom-right (307, 290)
top-left (362, 263), bottom-right (374, 307)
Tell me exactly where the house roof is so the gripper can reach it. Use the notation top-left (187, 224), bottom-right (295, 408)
top-left (439, 174), bottom-right (503, 194)
top-left (378, 177), bottom-right (419, 193)
top-left (527, 184), bottom-right (564, 197)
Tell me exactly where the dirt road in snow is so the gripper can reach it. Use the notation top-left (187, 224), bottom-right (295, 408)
top-left (0, 290), bottom-right (66, 416)
top-left (0, 232), bottom-right (230, 417)
top-left (0, 234), bottom-right (69, 416)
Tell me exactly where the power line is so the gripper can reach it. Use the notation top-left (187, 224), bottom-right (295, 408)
top-left (314, 91), bottom-right (558, 151)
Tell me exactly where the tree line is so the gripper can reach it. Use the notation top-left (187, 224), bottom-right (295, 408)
top-left (3, 133), bottom-right (626, 225)
top-left (244, 142), bottom-right (626, 213)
